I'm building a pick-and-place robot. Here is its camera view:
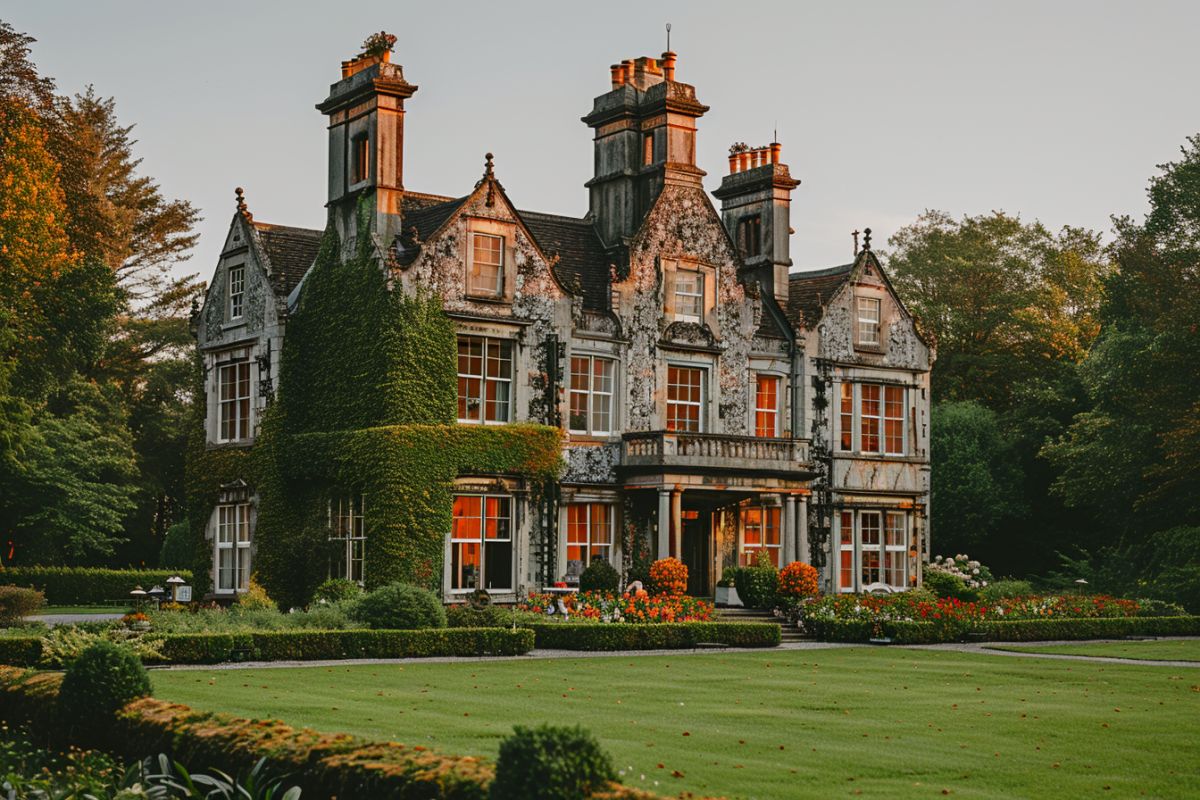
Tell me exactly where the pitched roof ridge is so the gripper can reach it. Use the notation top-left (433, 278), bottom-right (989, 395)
top-left (251, 220), bottom-right (323, 235)
top-left (517, 208), bottom-right (591, 225)
top-left (790, 262), bottom-right (854, 280)
top-left (403, 189), bottom-right (456, 203)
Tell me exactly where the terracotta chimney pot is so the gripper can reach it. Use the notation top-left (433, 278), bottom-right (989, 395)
top-left (662, 51), bottom-right (677, 82)
top-left (611, 64), bottom-right (624, 88)
top-left (770, 142), bottom-right (782, 164)
top-left (622, 59), bottom-right (635, 85)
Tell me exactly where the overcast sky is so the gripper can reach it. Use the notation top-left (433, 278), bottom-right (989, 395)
top-left (8, 1), bottom-right (1200, 281)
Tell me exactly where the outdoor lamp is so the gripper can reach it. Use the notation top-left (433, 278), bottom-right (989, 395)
top-left (166, 575), bottom-right (185, 601)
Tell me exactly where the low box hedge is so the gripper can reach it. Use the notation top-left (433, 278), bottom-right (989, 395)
top-left (805, 615), bottom-right (1200, 643)
top-left (157, 627), bottom-right (534, 664)
top-left (528, 622), bottom-right (780, 651)
top-left (0, 567), bottom-right (192, 605)
top-left (0, 667), bottom-right (692, 800)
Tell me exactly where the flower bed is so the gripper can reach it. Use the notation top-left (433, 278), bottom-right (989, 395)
top-left (800, 593), bottom-right (1169, 642)
top-left (518, 591), bottom-right (714, 623)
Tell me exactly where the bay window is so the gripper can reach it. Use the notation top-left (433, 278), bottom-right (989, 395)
top-left (569, 355), bottom-right (614, 435)
top-left (218, 361), bottom-right (251, 442)
top-left (329, 494), bottom-right (365, 584)
top-left (450, 494), bottom-right (513, 592)
top-left (740, 505), bottom-right (781, 566)
top-left (754, 374), bottom-right (781, 438)
top-left (215, 503), bottom-right (251, 593)
top-left (666, 365), bottom-right (705, 432)
top-left (837, 509), bottom-right (909, 592)
top-left (457, 335), bottom-right (512, 423)
top-left (565, 502), bottom-right (614, 572)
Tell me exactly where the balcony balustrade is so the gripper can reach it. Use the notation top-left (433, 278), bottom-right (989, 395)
top-left (620, 431), bottom-right (811, 475)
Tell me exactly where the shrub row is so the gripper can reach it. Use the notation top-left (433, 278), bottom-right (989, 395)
top-left (0, 667), bottom-right (688, 800)
top-left (0, 567), bottom-right (192, 605)
top-left (807, 615), bottom-right (1200, 643)
top-left (528, 622), bottom-right (780, 651)
top-left (0, 636), bottom-right (44, 667)
top-left (157, 627), bottom-right (534, 664)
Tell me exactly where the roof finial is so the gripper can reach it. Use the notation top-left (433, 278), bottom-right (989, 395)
top-left (852, 229), bottom-right (860, 255)
top-left (484, 152), bottom-right (494, 179)
top-left (666, 22), bottom-right (671, 52)
top-left (863, 227), bottom-right (872, 252)
top-left (482, 152), bottom-right (497, 207)
top-left (235, 187), bottom-right (252, 223)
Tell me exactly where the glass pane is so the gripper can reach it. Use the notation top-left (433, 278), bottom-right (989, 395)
top-left (861, 513), bottom-right (881, 546)
top-left (886, 513), bottom-right (906, 546)
top-left (452, 496), bottom-right (482, 540)
top-left (451, 541), bottom-right (480, 590)
top-left (591, 393), bottom-right (611, 434)
top-left (590, 505), bottom-right (611, 544)
top-left (484, 540), bottom-right (512, 590)
top-left (764, 508), bottom-right (781, 546)
top-left (567, 504), bottom-right (588, 545)
top-left (861, 551), bottom-right (881, 584)
top-left (593, 359), bottom-right (613, 393)
top-left (840, 511), bottom-right (853, 544)
top-left (840, 549), bottom-right (854, 590)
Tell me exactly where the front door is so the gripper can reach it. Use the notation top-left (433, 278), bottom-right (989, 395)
top-left (681, 514), bottom-right (710, 596)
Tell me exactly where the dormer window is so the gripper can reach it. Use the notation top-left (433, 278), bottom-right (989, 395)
top-left (352, 134), bottom-right (369, 184)
top-left (856, 296), bottom-right (881, 348)
top-left (737, 215), bottom-right (762, 258)
top-left (228, 265), bottom-right (245, 321)
top-left (673, 271), bottom-right (704, 322)
top-left (468, 232), bottom-right (504, 297)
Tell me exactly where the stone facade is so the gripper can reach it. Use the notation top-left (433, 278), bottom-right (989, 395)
top-left (193, 42), bottom-right (932, 600)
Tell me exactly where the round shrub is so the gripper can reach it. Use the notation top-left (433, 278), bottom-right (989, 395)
top-left (351, 582), bottom-right (446, 630)
top-left (648, 557), bottom-right (687, 596)
top-left (922, 569), bottom-right (978, 602)
top-left (578, 560), bottom-right (619, 593)
top-left (490, 724), bottom-right (615, 800)
top-left (735, 555), bottom-right (779, 609)
top-left (313, 578), bottom-right (363, 605)
top-left (447, 604), bottom-right (512, 628)
top-left (777, 562), bottom-right (819, 600)
top-left (0, 585), bottom-right (45, 624)
top-left (58, 641), bottom-right (151, 737)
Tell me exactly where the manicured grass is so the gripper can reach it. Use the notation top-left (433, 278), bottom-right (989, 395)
top-left (991, 638), bottom-right (1200, 662)
top-left (33, 605), bottom-right (125, 616)
top-left (150, 647), bottom-right (1199, 799)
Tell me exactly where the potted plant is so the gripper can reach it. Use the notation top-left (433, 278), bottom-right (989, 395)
top-left (715, 567), bottom-right (742, 607)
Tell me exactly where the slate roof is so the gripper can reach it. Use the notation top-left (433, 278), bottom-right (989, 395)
top-left (755, 299), bottom-right (789, 339)
top-left (392, 196), bottom-right (468, 266)
top-left (252, 222), bottom-right (323, 295)
top-left (787, 262), bottom-right (854, 329)
top-left (518, 210), bottom-right (612, 311)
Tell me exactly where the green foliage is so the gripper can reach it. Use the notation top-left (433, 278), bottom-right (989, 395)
top-left (236, 578), bottom-right (277, 611)
top-left (578, 560), bottom-right (619, 592)
top-left (146, 603), bottom-right (359, 634)
top-left (732, 560), bottom-right (779, 609)
top-left (446, 604), bottom-right (527, 628)
top-left (490, 724), bottom-right (615, 800)
top-left (313, 578), bottom-right (363, 605)
top-left (0, 566), bottom-right (190, 604)
top-left (38, 625), bottom-right (164, 668)
top-left (979, 580), bottom-right (1034, 601)
top-left (159, 520), bottom-right (192, 568)
top-left (1135, 599), bottom-right (1187, 617)
top-left (808, 615), bottom-right (1200, 644)
top-left (921, 569), bottom-right (977, 602)
top-left (58, 641), bottom-right (151, 738)
top-left (350, 582), bottom-right (447, 630)
top-left (0, 585), bottom-right (43, 623)
top-left (527, 622), bottom-right (781, 650)
top-left (0, 636), bottom-right (43, 666)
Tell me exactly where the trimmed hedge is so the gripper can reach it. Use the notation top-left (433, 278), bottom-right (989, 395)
top-left (528, 622), bottom-right (780, 651)
top-left (806, 615), bottom-right (1200, 644)
top-left (156, 627), bottom-right (534, 664)
top-left (0, 667), bottom-right (693, 800)
top-left (0, 567), bottom-right (191, 605)
top-left (0, 636), bottom-right (43, 667)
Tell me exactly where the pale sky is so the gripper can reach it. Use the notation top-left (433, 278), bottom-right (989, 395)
top-left (8, 1), bottom-right (1200, 281)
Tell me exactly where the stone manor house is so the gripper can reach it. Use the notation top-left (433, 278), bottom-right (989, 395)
top-left (193, 41), bottom-right (933, 602)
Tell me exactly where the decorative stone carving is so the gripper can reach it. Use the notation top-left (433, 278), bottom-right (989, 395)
top-left (562, 443), bottom-right (621, 484)
top-left (661, 320), bottom-right (716, 348)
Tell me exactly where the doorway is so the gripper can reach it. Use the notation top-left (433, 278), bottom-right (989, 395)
top-left (681, 513), bottom-right (711, 596)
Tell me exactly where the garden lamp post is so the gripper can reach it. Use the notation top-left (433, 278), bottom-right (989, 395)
top-left (166, 575), bottom-right (185, 602)
top-left (130, 585), bottom-right (147, 610)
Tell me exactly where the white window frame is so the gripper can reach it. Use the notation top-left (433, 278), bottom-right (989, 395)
top-left (228, 265), bottom-right (245, 321)
top-left (856, 296), bottom-right (881, 347)
top-left (457, 335), bottom-right (513, 424)
top-left (839, 382), bottom-right (907, 456)
top-left (468, 232), bottom-right (505, 297)
top-left (838, 382), bottom-right (854, 452)
top-left (328, 494), bottom-right (366, 585)
top-left (884, 511), bottom-right (908, 588)
top-left (666, 364), bottom-right (706, 433)
top-left (837, 509), bottom-right (909, 592)
top-left (673, 270), bottom-right (704, 322)
top-left (217, 361), bottom-right (252, 443)
top-left (740, 504), bottom-right (782, 567)
top-left (883, 385), bottom-right (906, 456)
top-left (569, 355), bottom-right (615, 436)
top-left (860, 384), bottom-right (882, 454)
top-left (214, 503), bottom-right (251, 594)
top-left (450, 493), bottom-right (514, 593)
top-left (565, 502), bottom-right (615, 575)
top-left (753, 373), bottom-right (782, 438)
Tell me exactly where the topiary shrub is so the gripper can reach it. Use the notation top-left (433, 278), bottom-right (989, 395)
top-left (490, 724), bottom-right (615, 800)
top-left (0, 585), bottom-right (44, 624)
top-left (350, 582), bottom-right (446, 630)
top-left (313, 578), bottom-right (363, 605)
top-left (578, 560), bottom-right (619, 593)
top-left (734, 554), bottom-right (779, 609)
top-left (58, 641), bottom-right (151, 741)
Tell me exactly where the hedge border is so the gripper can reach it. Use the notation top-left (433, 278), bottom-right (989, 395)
top-left (1, 567), bottom-right (191, 605)
top-left (805, 615), bottom-right (1200, 644)
top-left (528, 622), bottom-right (781, 651)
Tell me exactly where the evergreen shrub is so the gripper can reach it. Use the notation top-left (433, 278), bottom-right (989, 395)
top-left (490, 724), bottom-right (615, 800)
top-left (313, 578), bottom-right (363, 605)
top-left (528, 622), bottom-right (780, 650)
top-left (733, 556), bottom-right (779, 609)
top-left (58, 641), bottom-right (151, 739)
top-left (578, 560), bottom-right (619, 592)
top-left (0, 586), bottom-right (44, 623)
top-left (922, 569), bottom-right (976, 602)
top-left (979, 579), bottom-right (1034, 601)
top-left (0, 567), bottom-right (189, 605)
top-left (349, 582), bottom-right (446, 630)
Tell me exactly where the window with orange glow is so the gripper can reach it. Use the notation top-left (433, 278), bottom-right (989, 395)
top-left (565, 503), bottom-right (613, 574)
top-left (740, 505), bottom-right (781, 566)
top-left (451, 494), bottom-right (512, 591)
top-left (666, 365), bottom-right (704, 432)
top-left (754, 374), bottom-right (781, 437)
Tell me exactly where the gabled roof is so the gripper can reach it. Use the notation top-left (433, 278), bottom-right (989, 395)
top-left (755, 298), bottom-right (789, 339)
top-left (394, 196), bottom-right (468, 265)
top-left (518, 210), bottom-right (612, 311)
top-left (786, 262), bottom-right (854, 329)
top-left (252, 221), bottom-right (323, 295)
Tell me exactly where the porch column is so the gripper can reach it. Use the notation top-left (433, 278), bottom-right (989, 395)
top-left (657, 489), bottom-right (671, 559)
top-left (798, 495), bottom-right (809, 564)
top-left (783, 495), bottom-right (797, 564)
top-left (671, 489), bottom-right (683, 559)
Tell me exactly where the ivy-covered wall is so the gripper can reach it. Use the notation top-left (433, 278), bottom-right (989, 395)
top-left (186, 215), bottom-right (562, 607)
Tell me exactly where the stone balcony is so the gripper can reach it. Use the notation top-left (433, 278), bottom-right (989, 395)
top-left (620, 431), bottom-right (813, 481)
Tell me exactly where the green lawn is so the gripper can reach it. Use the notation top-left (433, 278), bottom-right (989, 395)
top-left (990, 638), bottom-right (1200, 662)
top-left (150, 647), bottom-right (1200, 799)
